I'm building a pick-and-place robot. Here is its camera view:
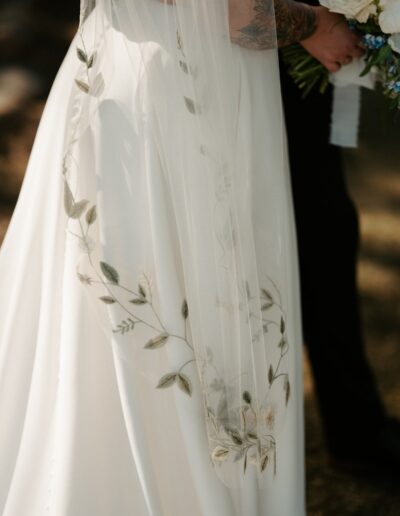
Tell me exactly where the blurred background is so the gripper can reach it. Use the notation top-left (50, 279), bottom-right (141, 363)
top-left (0, 1), bottom-right (399, 514)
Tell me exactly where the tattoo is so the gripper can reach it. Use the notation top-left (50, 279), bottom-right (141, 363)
top-left (231, 0), bottom-right (317, 50)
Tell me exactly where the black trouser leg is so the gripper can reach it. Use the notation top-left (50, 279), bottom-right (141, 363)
top-left (279, 62), bottom-right (386, 453)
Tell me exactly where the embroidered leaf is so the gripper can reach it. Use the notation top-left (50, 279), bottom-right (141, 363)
top-left (261, 454), bottom-right (269, 472)
top-left (247, 432), bottom-right (258, 441)
top-left (177, 373), bottom-right (192, 396)
top-left (261, 302), bottom-right (274, 311)
top-left (280, 316), bottom-right (286, 334)
top-left (229, 429), bottom-right (243, 445)
top-left (245, 281), bottom-right (251, 299)
top-left (184, 97), bottom-right (198, 114)
top-left (284, 378), bottom-right (291, 406)
top-left (242, 390), bottom-right (252, 405)
top-left (70, 199), bottom-right (89, 219)
top-left (77, 272), bottom-right (92, 285)
top-left (86, 205), bottom-right (97, 225)
top-left (268, 365), bottom-right (274, 385)
top-left (145, 334), bottom-right (169, 349)
top-left (176, 30), bottom-right (183, 51)
top-left (76, 47), bottom-right (88, 63)
top-left (99, 296), bottom-right (116, 304)
top-left (129, 298), bottom-right (147, 305)
top-left (181, 299), bottom-right (189, 319)
top-left (178, 62), bottom-right (197, 77)
top-left (261, 288), bottom-right (274, 303)
top-left (87, 52), bottom-right (96, 68)
top-left (278, 336), bottom-right (288, 353)
top-left (156, 373), bottom-right (177, 389)
top-left (243, 452), bottom-right (248, 474)
top-left (138, 283), bottom-right (147, 299)
top-left (113, 318), bottom-right (135, 335)
top-left (64, 181), bottom-right (75, 217)
top-left (100, 261), bottom-right (120, 284)
top-left (179, 60), bottom-right (189, 74)
top-left (261, 288), bottom-right (274, 310)
top-left (212, 446), bottom-right (230, 461)
top-left (75, 79), bottom-right (90, 94)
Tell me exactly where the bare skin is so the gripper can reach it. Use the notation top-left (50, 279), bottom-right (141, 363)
top-left (229, 0), bottom-right (364, 71)
top-left (161, 0), bottom-right (364, 72)
top-left (229, 0), bottom-right (317, 49)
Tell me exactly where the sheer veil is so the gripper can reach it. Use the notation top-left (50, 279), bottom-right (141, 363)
top-left (60, 0), bottom-right (298, 490)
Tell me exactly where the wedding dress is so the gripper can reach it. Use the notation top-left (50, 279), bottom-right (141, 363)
top-left (0, 0), bottom-right (305, 514)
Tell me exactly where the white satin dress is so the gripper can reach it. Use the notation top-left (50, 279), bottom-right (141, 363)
top-left (0, 1), bottom-right (305, 514)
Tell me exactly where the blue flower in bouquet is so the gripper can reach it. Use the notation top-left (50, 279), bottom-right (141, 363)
top-left (386, 80), bottom-right (400, 94)
top-left (363, 34), bottom-right (388, 50)
top-left (388, 64), bottom-right (399, 77)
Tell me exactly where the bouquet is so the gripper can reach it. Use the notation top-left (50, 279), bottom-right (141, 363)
top-left (282, 0), bottom-right (400, 110)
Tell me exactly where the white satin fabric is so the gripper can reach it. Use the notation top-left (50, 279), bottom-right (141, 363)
top-left (0, 1), bottom-right (305, 514)
top-left (329, 60), bottom-right (376, 147)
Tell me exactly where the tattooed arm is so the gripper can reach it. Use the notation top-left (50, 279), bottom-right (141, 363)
top-left (229, 0), bottom-right (364, 72)
top-left (229, 0), bottom-right (316, 50)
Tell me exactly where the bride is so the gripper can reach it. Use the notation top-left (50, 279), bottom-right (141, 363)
top-left (0, 1), bottom-right (361, 515)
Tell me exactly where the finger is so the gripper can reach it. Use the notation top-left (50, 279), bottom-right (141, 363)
top-left (325, 61), bottom-right (341, 73)
top-left (347, 33), bottom-right (364, 50)
top-left (350, 46), bottom-right (365, 59)
top-left (331, 52), bottom-right (349, 64)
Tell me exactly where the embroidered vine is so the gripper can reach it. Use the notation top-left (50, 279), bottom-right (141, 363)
top-left (63, 19), bottom-right (291, 478)
top-left (203, 278), bottom-right (290, 475)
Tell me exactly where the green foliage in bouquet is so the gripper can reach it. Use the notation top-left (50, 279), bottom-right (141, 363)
top-left (280, 43), bottom-right (329, 98)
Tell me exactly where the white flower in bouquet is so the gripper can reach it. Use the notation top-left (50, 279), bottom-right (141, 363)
top-left (379, 0), bottom-right (400, 34)
top-left (319, 0), bottom-right (377, 23)
top-left (388, 34), bottom-right (400, 53)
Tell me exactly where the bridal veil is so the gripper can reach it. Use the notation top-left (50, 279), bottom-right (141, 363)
top-left (0, 1), bottom-right (305, 514)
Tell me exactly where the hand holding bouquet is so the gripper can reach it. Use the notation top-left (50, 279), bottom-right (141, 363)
top-left (282, 0), bottom-right (400, 110)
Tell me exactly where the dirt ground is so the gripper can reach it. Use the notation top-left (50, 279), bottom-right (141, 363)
top-left (0, 3), bottom-right (399, 515)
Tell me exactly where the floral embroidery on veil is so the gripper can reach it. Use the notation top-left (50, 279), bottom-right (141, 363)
top-left (62, 7), bottom-right (291, 479)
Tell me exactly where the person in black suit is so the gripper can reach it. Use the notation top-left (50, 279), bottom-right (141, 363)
top-left (279, 0), bottom-right (400, 470)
